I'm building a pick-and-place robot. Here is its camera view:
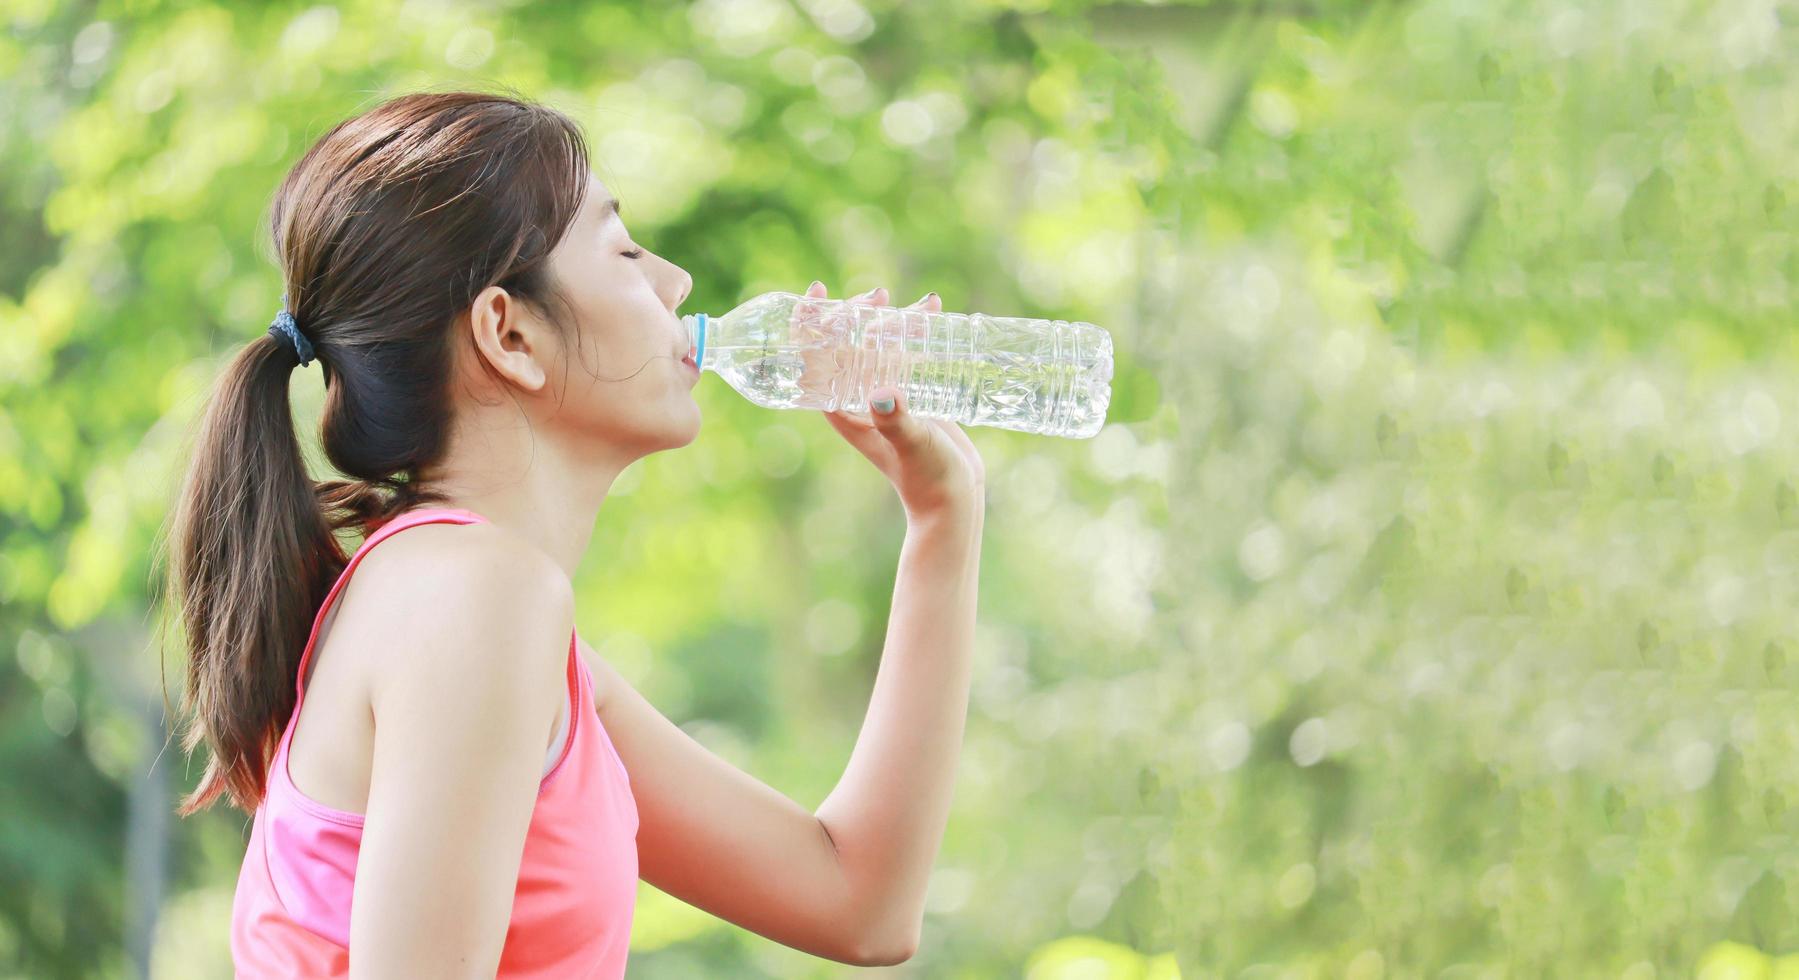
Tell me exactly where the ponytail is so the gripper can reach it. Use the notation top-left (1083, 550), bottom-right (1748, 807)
top-left (161, 90), bottom-right (593, 816)
top-left (167, 333), bottom-right (344, 816)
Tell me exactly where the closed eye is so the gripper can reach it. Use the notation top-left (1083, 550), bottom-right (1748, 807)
top-left (622, 247), bottom-right (645, 259)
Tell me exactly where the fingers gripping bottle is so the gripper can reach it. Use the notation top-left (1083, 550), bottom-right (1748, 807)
top-left (682, 291), bottom-right (1114, 438)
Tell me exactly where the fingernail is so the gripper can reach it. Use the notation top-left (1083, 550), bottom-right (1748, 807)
top-left (926, 292), bottom-right (939, 303)
top-left (872, 395), bottom-right (895, 415)
top-left (809, 280), bottom-right (824, 292)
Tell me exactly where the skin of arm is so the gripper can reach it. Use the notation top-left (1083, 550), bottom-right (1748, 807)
top-left (590, 505), bottom-right (983, 967)
top-left (348, 526), bottom-right (576, 979)
top-left (816, 507), bottom-right (984, 959)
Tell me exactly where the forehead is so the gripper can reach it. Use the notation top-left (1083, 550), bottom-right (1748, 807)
top-left (586, 174), bottom-right (620, 225)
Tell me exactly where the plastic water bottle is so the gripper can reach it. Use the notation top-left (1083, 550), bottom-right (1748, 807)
top-left (682, 291), bottom-right (1114, 438)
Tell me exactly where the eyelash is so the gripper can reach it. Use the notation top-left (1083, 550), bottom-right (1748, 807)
top-left (622, 247), bottom-right (645, 259)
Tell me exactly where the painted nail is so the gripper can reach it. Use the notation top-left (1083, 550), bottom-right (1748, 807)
top-left (872, 396), bottom-right (895, 415)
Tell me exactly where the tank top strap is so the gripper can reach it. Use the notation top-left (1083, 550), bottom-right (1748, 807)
top-left (289, 506), bottom-right (491, 704)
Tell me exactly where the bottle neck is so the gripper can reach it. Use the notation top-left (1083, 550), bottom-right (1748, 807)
top-left (682, 313), bottom-right (709, 371)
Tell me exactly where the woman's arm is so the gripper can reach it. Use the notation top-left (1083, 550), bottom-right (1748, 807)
top-left (811, 288), bottom-right (989, 958)
top-left (598, 284), bottom-right (986, 965)
top-left (587, 509), bottom-right (983, 967)
top-left (815, 506), bottom-right (984, 957)
top-left (349, 527), bottom-right (576, 979)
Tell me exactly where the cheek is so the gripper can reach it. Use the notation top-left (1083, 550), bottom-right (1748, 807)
top-left (556, 341), bottom-right (682, 418)
top-left (565, 279), bottom-right (663, 354)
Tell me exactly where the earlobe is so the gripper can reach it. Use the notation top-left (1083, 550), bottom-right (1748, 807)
top-left (468, 286), bottom-right (551, 393)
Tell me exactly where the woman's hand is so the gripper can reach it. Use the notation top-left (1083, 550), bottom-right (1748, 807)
top-left (815, 282), bottom-right (987, 527)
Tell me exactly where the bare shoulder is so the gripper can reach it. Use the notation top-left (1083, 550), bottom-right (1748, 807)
top-left (353, 520), bottom-right (573, 615)
top-left (348, 521), bottom-right (575, 694)
top-left (346, 521), bottom-right (580, 972)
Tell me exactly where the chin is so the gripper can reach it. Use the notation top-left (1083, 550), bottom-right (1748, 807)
top-left (663, 403), bottom-right (702, 450)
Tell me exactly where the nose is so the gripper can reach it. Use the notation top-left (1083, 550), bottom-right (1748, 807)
top-left (671, 266), bottom-right (692, 310)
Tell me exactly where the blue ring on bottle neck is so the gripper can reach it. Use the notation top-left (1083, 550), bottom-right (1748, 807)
top-left (694, 313), bottom-right (707, 372)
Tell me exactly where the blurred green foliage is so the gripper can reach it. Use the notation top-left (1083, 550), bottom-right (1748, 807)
top-left (0, 0), bottom-right (1792, 976)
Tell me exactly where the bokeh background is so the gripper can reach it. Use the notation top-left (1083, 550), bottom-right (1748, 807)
top-left (2, 0), bottom-right (1793, 976)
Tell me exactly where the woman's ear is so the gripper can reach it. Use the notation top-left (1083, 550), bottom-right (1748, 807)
top-left (466, 285), bottom-right (550, 392)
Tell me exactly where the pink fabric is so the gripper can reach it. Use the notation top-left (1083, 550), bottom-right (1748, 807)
top-left (230, 508), bottom-right (639, 978)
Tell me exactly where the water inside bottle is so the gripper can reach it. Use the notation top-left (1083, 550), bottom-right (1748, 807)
top-left (700, 294), bottom-right (1112, 438)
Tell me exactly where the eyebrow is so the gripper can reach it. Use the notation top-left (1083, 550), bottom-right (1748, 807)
top-left (599, 196), bottom-right (621, 222)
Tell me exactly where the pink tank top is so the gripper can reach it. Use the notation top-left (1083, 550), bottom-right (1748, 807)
top-left (230, 507), bottom-right (640, 978)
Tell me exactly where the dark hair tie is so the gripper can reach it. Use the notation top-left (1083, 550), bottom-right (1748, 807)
top-left (268, 298), bottom-right (315, 367)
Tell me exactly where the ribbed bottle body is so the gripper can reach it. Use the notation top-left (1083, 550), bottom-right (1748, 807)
top-left (696, 292), bottom-right (1113, 438)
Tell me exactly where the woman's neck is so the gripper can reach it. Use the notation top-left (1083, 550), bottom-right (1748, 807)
top-left (416, 424), bottom-right (633, 580)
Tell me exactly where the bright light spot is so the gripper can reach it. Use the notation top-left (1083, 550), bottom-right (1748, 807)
top-left (1290, 717), bottom-right (1328, 766)
top-left (753, 424), bottom-right (805, 478)
top-left (1674, 739), bottom-right (1717, 791)
top-left (1547, 9), bottom-right (1585, 58)
top-left (1314, 327), bottom-right (1367, 391)
top-left (1066, 877), bottom-right (1117, 929)
top-left (1003, 453), bottom-right (1062, 517)
top-left (598, 129), bottom-right (654, 175)
top-left (1090, 425), bottom-right (1139, 482)
top-left (597, 631), bottom-right (653, 679)
top-left (42, 687), bottom-right (77, 736)
top-left (1209, 721), bottom-right (1251, 771)
top-left (135, 69), bottom-right (175, 114)
top-left (1326, 329), bottom-right (1367, 375)
top-left (1243, 264), bottom-right (1282, 315)
top-left (1285, 630), bottom-right (1328, 683)
top-left (16, 630), bottom-right (62, 684)
top-left (1743, 389), bottom-right (1780, 442)
top-left (1547, 722), bottom-right (1584, 771)
top-left (771, 47), bottom-right (816, 86)
top-left (924, 867), bottom-right (975, 915)
top-left (881, 99), bottom-right (934, 146)
top-left (689, 0), bottom-right (796, 57)
top-left (1276, 862), bottom-right (1317, 909)
top-left (1239, 522), bottom-right (1287, 582)
top-left (1612, 377), bottom-right (1665, 431)
top-left (1705, 573), bottom-right (1744, 625)
top-left (280, 6), bottom-right (340, 57)
top-left (920, 91), bottom-right (969, 137)
top-left (781, 100), bottom-right (831, 145)
top-left (1406, 661), bottom-right (1446, 699)
top-left (444, 26), bottom-right (494, 70)
top-left (700, 83), bottom-right (749, 129)
top-left (1403, 7), bottom-right (1453, 62)
top-left (1472, 379), bottom-right (1513, 418)
top-left (805, 598), bottom-right (862, 656)
top-left (806, 0), bottom-right (876, 42)
top-left (72, 22), bottom-right (114, 65)
top-left (643, 58), bottom-right (706, 96)
top-left (834, 203), bottom-right (893, 252)
top-left (1346, 949), bottom-right (1386, 980)
top-left (1250, 89), bottom-right (1299, 139)
top-left (812, 56), bottom-right (871, 115)
top-left (1722, 3), bottom-right (1779, 69)
top-left (1067, 232), bottom-right (1133, 301)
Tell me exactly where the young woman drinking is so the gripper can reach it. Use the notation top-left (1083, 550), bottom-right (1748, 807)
top-left (166, 90), bottom-right (985, 978)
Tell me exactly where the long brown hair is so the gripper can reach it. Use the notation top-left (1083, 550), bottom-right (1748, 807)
top-left (164, 89), bottom-right (591, 816)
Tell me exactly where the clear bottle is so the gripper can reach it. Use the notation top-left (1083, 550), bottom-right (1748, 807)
top-left (682, 291), bottom-right (1114, 438)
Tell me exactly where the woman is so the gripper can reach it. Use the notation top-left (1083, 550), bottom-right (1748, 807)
top-left (166, 90), bottom-right (985, 977)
